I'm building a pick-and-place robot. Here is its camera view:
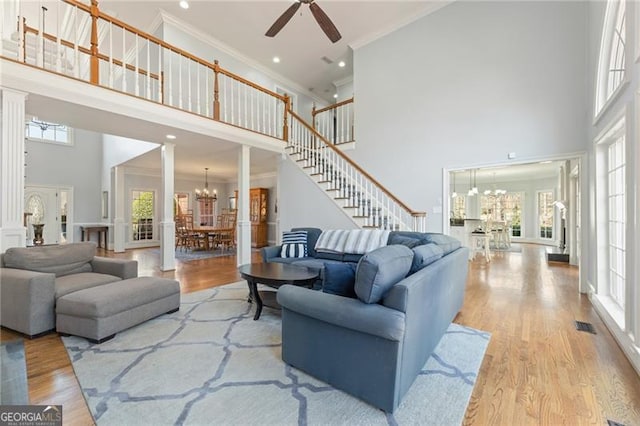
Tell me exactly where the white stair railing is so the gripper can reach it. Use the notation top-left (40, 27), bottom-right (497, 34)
top-left (312, 97), bottom-right (354, 145)
top-left (289, 110), bottom-right (426, 231)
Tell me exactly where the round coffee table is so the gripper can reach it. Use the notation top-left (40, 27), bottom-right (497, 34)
top-left (239, 263), bottom-right (319, 320)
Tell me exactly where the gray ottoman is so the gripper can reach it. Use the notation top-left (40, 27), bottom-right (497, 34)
top-left (56, 277), bottom-right (180, 343)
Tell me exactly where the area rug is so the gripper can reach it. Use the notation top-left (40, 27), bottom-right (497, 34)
top-left (149, 248), bottom-right (235, 262)
top-left (62, 282), bottom-right (490, 425)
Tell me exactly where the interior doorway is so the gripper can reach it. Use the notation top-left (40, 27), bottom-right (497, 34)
top-left (444, 156), bottom-right (583, 273)
top-left (25, 185), bottom-right (72, 246)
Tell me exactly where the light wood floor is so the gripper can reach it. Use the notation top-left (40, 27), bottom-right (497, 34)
top-left (2, 245), bottom-right (639, 425)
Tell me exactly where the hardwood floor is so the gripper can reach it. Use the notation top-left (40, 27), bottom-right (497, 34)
top-left (2, 244), bottom-right (639, 425)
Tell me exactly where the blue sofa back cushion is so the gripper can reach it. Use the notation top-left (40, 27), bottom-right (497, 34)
top-left (322, 263), bottom-right (357, 298)
top-left (354, 245), bottom-right (414, 304)
top-left (292, 227), bottom-right (322, 257)
top-left (410, 243), bottom-right (444, 274)
top-left (388, 231), bottom-right (461, 256)
top-left (388, 234), bottom-right (424, 249)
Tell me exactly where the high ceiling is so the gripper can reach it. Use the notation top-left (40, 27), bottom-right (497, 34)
top-left (100, 1), bottom-right (446, 103)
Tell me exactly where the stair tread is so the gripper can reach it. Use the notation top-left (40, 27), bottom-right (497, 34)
top-left (335, 197), bottom-right (349, 200)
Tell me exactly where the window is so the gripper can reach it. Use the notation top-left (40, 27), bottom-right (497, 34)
top-left (537, 191), bottom-right (554, 239)
top-left (595, 0), bottom-right (626, 115)
top-left (607, 136), bottom-right (626, 309)
top-left (25, 118), bottom-right (72, 144)
top-left (452, 195), bottom-right (466, 219)
top-left (174, 193), bottom-right (190, 217)
top-left (198, 199), bottom-right (215, 226)
top-left (131, 190), bottom-right (154, 241)
top-left (480, 192), bottom-right (523, 237)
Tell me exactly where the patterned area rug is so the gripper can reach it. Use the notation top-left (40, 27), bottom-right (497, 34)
top-left (62, 282), bottom-right (490, 425)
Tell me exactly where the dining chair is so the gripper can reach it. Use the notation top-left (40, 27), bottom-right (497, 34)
top-left (469, 219), bottom-right (492, 262)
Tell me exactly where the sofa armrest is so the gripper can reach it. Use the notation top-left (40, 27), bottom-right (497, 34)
top-left (277, 285), bottom-right (405, 341)
top-left (90, 257), bottom-right (138, 279)
top-left (261, 245), bottom-right (282, 263)
top-left (0, 268), bottom-right (56, 336)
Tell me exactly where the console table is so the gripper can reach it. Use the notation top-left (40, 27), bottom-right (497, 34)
top-left (80, 225), bottom-right (108, 249)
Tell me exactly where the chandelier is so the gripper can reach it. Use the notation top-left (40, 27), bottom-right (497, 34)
top-left (195, 168), bottom-right (217, 202)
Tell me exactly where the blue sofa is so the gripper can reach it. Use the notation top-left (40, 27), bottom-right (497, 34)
top-left (268, 229), bottom-right (469, 413)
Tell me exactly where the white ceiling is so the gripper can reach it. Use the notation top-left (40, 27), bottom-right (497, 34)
top-left (100, 1), bottom-right (446, 103)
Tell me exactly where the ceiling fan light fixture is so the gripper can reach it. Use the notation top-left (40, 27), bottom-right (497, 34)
top-left (265, 0), bottom-right (341, 43)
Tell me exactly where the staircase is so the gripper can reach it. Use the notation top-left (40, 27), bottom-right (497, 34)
top-left (3, 0), bottom-right (427, 233)
top-left (287, 111), bottom-right (426, 231)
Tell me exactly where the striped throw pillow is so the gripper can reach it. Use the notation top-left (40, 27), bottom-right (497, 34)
top-left (281, 230), bottom-right (308, 258)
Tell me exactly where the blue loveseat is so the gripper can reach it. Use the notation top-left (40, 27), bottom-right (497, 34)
top-left (264, 228), bottom-right (469, 412)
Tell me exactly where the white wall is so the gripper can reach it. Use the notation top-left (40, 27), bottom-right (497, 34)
top-left (348, 1), bottom-right (588, 233)
top-left (26, 129), bottom-right (104, 241)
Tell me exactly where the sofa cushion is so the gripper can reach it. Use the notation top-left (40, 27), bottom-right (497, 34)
top-left (354, 245), bottom-right (413, 304)
top-left (322, 263), bottom-right (357, 298)
top-left (55, 272), bottom-right (122, 299)
top-left (424, 234), bottom-right (462, 255)
top-left (410, 244), bottom-right (444, 274)
top-left (268, 257), bottom-right (315, 265)
top-left (388, 234), bottom-right (423, 249)
top-left (342, 253), bottom-right (364, 263)
top-left (291, 227), bottom-right (322, 257)
top-left (3, 242), bottom-right (97, 277)
top-left (280, 230), bottom-right (308, 258)
top-left (316, 252), bottom-right (344, 261)
top-left (292, 258), bottom-right (344, 280)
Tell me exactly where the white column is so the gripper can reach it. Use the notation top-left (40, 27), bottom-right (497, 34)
top-left (0, 88), bottom-right (27, 252)
top-left (237, 145), bottom-right (251, 266)
top-left (160, 143), bottom-right (175, 271)
top-left (113, 166), bottom-right (126, 252)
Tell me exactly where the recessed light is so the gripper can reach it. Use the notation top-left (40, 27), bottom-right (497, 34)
top-left (333, 94), bottom-right (338, 99)
top-left (179, 0), bottom-right (189, 9)
top-left (540, 160), bottom-right (552, 164)
top-left (272, 56), bottom-right (280, 63)
top-left (166, 134), bottom-right (176, 140)
top-left (338, 61), bottom-right (346, 67)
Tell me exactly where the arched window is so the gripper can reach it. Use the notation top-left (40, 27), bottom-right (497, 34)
top-left (595, 0), bottom-right (626, 116)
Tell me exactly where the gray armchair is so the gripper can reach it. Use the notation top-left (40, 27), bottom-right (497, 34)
top-left (1, 242), bottom-right (137, 337)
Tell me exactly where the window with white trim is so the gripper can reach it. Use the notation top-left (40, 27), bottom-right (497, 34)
top-left (606, 135), bottom-right (626, 309)
top-left (537, 191), bottom-right (554, 239)
top-left (595, 0), bottom-right (626, 115)
top-left (131, 190), bottom-right (154, 241)
top-left (25, 118), bottom-right (72, 145)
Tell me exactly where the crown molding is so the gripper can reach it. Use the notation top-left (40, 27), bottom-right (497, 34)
top-left (155, 9), bottom-right (328, 106)
top-left (349, 1), bottom-right (453, 51)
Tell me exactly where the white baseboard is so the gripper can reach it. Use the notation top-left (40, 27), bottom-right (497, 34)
top-left (589, 290), bottom-right (640, 378)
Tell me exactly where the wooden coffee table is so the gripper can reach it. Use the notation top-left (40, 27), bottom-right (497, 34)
top-left (239, 263), bottom-right (319, 320)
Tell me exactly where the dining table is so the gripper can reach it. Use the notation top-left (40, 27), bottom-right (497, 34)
top-left (192, 226), bottom-right (234, 251)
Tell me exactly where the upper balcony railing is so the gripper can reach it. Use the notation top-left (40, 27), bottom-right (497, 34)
top-left (312, 97), bottom-right (354, 145)
top-left (1, 0), bottom-right (425, 230)
top-left (2, 0), bottom-right (289, 140)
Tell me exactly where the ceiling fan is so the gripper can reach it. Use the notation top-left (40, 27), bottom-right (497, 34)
top-left (265, 0), bottom-right (342, 43)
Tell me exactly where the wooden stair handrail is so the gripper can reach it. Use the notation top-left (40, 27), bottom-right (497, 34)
top-left (312, 97), bottom-right (354, 117)
top-left (23, 25), bottom-right (162, 81)
top-left (288, 109), bottom-right (425, 218)
top-left (61, 0), bottom-right (288, 103)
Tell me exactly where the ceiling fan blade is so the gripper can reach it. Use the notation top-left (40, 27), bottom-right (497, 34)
top-left (309, 2), bottom-right (342, 43)
top-left (265, 2), bottom-right (302, 37)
